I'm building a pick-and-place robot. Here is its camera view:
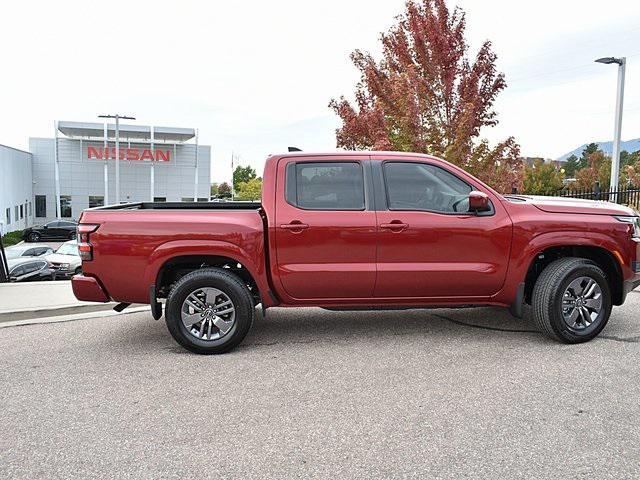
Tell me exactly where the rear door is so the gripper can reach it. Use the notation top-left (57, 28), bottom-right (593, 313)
top-left (274, 156), bottom-right (377, 300)
top-left (373, 159), bottom-right (512, 298)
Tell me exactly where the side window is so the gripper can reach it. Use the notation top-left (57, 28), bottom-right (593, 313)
top-left (383, 162), bottom-right (472, 213)
top-left (22, 262), bottom-right (40, 274)
top-left (286, 162), bottom-right (365, 210)
top-left (10, 266), bottom-right (25, 277)
top-left (24, 249), bottom-right (35, 256)
top-left (47, 221), bottom-right (59, 228)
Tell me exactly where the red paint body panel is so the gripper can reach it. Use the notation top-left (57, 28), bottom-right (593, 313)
top-left (72, 151), bottom-right (640, 312)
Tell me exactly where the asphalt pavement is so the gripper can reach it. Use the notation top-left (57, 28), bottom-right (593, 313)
top-left (1, 293), bottom-right (639, 479)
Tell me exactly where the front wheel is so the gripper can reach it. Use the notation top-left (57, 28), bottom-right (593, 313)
top-left (532, 257), bottom-right (612, 343)
top-left (28, 232), bottom-right (41, 242)
top-left (165, 268), bottom-right (255, 354)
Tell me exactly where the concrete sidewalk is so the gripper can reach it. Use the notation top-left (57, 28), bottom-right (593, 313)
top-left (0, 280), bottom-right (116, 322)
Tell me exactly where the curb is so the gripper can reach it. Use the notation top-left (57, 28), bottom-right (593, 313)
top-left (0, 306), bottom-right (151, 329)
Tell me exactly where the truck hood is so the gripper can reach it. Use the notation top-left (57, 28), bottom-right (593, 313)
top-left (505, 195), bottom-right (638, 216)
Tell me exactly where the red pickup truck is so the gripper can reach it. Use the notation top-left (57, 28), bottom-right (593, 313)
top-left (72, 152), bottom-right (640, 353)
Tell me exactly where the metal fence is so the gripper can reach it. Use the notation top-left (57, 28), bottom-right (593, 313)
top-left (557, 184), bottom-right (640, 207)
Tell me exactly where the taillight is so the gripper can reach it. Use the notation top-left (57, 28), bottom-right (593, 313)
top-left (77, 224), bottom-right (99, 261)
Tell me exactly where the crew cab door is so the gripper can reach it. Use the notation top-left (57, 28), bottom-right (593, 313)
top-left (373, 160), bottom-right (512, 298)
top-left (274, 156), bottom-right (377, 300)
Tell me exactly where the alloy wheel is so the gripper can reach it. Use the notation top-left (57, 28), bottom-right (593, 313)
top-left (562, 276), bottom-right (603, 331)
top-left (180, 287), bottom-right (236, 341)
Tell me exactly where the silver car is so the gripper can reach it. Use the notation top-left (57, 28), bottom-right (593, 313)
top-left (5, 244), bottom-right (54, 260)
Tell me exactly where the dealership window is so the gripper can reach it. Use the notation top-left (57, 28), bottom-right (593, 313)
top-left (60, 196), bottom-right (72, 218)
top-left (153, 197), bottom-right (166, 202)
top-left (35, 196), bottom-right (46, 218)
top-left (197, 197), bottom-right (209, 202)
top-left (285, 162), bottom-right (365, 210)
top-left (19, 204), bottom-right (24, 219)
top-left (89, 196), bottom-right (104, 208)
top-left (181, 197), bottom-right (194, 202)
top-left (28, 202), bottom-right (32, 217)
top-left (15, 206), bottom-right (19, 222)
top-left (5, 208), bottom-right (10, 225)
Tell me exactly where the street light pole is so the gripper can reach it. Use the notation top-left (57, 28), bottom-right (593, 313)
top-left (595, 57), bottom-right (626, 198)
top-left (98, 114), bottom-right (135, 204)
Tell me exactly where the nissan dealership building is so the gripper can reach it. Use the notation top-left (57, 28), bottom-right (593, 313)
top-left (1, 120), bottom-right (211, 233)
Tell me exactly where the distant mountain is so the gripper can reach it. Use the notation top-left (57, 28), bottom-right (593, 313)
top-left (557, 138), bottom-right (640, 162)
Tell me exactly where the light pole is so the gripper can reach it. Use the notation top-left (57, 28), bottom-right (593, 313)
top-left (595, 57), bottom-right (626, 199)
top-left (98, 114), bottom-right (136, 204)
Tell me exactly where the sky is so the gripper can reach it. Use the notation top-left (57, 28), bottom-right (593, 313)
top-left (0, 0), bottom-right (639, 183)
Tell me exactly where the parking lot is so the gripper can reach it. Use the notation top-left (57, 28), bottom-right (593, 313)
top-left (1, 292), bottom-right (639, 479)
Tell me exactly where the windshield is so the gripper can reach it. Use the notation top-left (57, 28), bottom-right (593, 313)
top-left (6, 249), bottom-right (23, 259)
top-left (56, 243), bottom-right (79, 256)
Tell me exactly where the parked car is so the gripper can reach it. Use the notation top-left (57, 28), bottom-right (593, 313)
top-left (5, 244), bottom-right (54, 259)
top-left (71, 151), bottom-right (640, 354)
top-left (45, 240), bottom-right (82, 278)
top-left (8, 257), bottom-right (56, 282)
top-left (23, 220), bottom-right (78, 242)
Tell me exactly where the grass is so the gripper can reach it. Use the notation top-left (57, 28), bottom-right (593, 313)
top-left (1, 230), bottom-right (23, 247)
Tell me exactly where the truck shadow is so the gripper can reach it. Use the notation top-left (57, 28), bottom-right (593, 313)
top-left (239, 306), bottom-right (544, 350)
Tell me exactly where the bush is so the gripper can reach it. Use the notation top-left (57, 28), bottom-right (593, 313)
top-left (1, 230), bottom-right (23, 247)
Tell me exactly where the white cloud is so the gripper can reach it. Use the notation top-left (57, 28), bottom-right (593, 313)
top-left (0, 0), bottom-right (638, 182)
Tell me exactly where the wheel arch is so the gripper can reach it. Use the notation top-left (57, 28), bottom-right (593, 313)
top-left (145, 240), bottom-right (270, 305)
top-left (523, 245), bottom-right (623, 305)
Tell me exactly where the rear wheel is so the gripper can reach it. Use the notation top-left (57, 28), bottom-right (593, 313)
top-left (69, 231), bottom-right (77, 240)
top-left (165, 268), bottom-right (255, 354)
top-left (532, 257), bottom-right (612, 343)
top-left (28, 232), bottom-right (40, 242)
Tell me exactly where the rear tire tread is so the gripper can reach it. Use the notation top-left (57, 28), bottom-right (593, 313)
top-left (165, 267), bottom-right (254, 354)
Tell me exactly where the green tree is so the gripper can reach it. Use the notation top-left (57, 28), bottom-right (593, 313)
top-left (235, 178), bottom-right (262, 201)
top-left (578, 143), bottom-right (599, 170)
top-left (233, 165), bottom-right (257, 191)
top-left (563, 154), bottom-right (579, 177)
top-left (210, 183), bottom-right (219, 196)
top-left (523, 159), bottom-right (565, 195)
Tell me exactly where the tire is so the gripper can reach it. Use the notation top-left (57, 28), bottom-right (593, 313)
top-left (28, 232), bottom-right (40, 242)
top-left (532, 257), bottom-right (612, 343)
top-left (74, 267), bottom-right (82, 275)
top-left (69, 231), bottom-right (77, 240)
top-left (165, 268), bottom-right (255, 354)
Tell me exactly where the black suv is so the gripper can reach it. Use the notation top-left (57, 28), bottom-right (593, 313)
top-left (22, 220), bottom-right (78, 242)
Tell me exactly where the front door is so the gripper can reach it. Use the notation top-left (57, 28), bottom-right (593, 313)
top-left (274, 157), bottom-right (377, 300)
top-left (373, 160), bottom-right (512, 298)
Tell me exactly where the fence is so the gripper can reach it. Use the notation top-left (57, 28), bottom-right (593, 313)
top-left (556, 184), bottom-right (640, 207)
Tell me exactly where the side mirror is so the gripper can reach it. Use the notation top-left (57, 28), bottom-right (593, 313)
top-left (43, 225), bottom-right (48, 229)
top-left (468, 191), bottom-right (491, 213)
top-left (9, 276), bottom-right (17, 282)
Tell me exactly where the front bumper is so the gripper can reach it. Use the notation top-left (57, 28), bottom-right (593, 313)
top-left (71, 275), bottom-right (109, 303)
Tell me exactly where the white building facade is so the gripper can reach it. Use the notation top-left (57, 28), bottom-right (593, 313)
top-left (0, 144), bottom-right (34, 236)
top-left (28, 121), bottom-right (211, 223)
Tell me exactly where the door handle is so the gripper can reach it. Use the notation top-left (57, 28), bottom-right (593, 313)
top-left (280, 222), bottom-right (309, 231)
top-left (380, 222), bottom-right (408, 231)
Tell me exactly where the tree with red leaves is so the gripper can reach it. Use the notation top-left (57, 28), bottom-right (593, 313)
top-left (329, 0), bottom-right (522, 192)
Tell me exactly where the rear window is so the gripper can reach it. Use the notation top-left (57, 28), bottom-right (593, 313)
top-left (285, 162), bottom-right (365, 210)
